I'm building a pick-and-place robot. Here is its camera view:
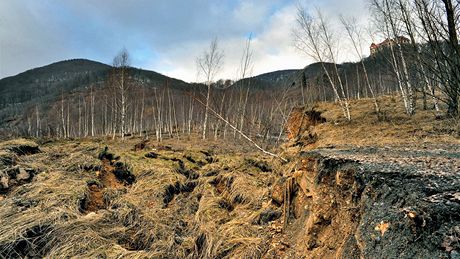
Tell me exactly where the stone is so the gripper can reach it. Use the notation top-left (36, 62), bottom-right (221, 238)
top-left (16, 168), bottom-right (31, 181)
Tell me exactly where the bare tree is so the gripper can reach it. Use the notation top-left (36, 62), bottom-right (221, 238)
top-left (294, 5), bottom-right (351, 120)
top-left (197, 38), bottom-right (224, 140)
top-left (440, 0), bottom-right (460, 115)
top-left (407, 0), bottom-right (459, 115)
top-left (396, 0), bottom-right (440, 112)
top-left (90, 85), bottom-right (95, 137)
top-left (237, 36), bottom-right (253, 138)
top-left (340, 15), bottom-right (381, 115)
top-left (371, 0), bottom-right (416, 115)
top-left (60, 91), bottom-right (66, 138)
top-left (112, 48), bottom-right (131, 140)
top-left (35, 104), bottom-right (40, 138)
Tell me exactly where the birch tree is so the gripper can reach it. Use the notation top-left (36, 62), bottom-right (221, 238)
top-left (237, 36), bottom-right (253, 138)
top-left (340, 15), bottom-right (381, 114)
top-left (113, 48), bottom-right (131, 140)
top-left (197, 38), bottom-right (224, 140)
top-left (371, 0), bottom-right (415, 115)
top-left (294, 5), bottom-right (351, 120)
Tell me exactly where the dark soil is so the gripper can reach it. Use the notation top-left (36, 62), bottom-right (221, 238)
top-left (267, 146), bottom-right (460, 258)
top-left (8, 145), bottom-right (41, 156)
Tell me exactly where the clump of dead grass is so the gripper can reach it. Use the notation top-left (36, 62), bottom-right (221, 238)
top-left (305, 95), bottom-right (460, 149)
top-left (0, 138), bottom-right (280, 258)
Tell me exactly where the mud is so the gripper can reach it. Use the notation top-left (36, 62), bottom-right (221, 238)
top-left (81, 148), bottom-right (135, 213)
top-left (80, 181), bottom-right (106, 212)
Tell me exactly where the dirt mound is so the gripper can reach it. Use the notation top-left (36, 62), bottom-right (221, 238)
top-left (285, 107), bottom-right (326, 147)
top-left (80, 181), bottom-right (106, 212)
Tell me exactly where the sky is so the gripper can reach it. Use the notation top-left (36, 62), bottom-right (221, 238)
top-left (0, 0), bottom-right (371, 82)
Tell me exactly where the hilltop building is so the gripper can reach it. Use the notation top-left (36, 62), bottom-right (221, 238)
top-left (370, 36), bottom-right (410, 55)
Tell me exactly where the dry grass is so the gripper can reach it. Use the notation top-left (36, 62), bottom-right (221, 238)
top-left (0, 138), bottom-right (39, 149)
top-left (0, 137), bottom-right (279, 258)
top-left (307, 95), bottom-right (459, 148)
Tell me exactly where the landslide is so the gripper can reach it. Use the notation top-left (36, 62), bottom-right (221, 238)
top-left (267, 147), bottom-right (459, 258)
top-left (0, 96), bottom-right (458, 258)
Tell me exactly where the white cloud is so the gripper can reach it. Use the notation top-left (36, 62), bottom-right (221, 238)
top-left (0, 0), bottom-right (372, 81)
top-left (146, 2), bottom-right (312, 83)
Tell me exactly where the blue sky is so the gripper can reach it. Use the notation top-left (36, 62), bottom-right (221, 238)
top-left (0, 0), bottom-right (370, 82)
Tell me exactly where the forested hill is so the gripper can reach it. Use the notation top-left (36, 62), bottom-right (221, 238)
top-left (0, 59), bottom-right (191, 136)
top-left (0, 59), bottom-right (188, 105)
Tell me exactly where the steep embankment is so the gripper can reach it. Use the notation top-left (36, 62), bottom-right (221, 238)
top-left (268, 146), bottom-right (459, 258)
top-left (272, 99), bottom-right (459, 258)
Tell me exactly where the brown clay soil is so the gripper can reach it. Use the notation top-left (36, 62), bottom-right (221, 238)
top-left (85, 183), bottom-right (105, 212)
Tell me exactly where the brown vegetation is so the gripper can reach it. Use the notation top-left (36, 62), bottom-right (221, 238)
top-left (284, 95), bottom-right (459, 152)
top-left (0, 96), bottom-right (458, 258)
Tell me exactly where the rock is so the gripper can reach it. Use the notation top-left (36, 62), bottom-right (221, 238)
top-left (0, 172), bottom-right (9, 192)
top-left (4, 166), bottom-right (34, 182)
top-left (5, 166), bottom-right (20, 178)
top-left (0, 152), bottom-right (16, 168)
top-left (16, 168), bottom-right (31, 181)
top-left (271, 177), bottom-right (287, 205)
top-left (258, 208), bottom-right (282, 225)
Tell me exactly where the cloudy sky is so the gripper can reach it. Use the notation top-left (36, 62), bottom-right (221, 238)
top-left (0, 0), bottom-right (371, 82)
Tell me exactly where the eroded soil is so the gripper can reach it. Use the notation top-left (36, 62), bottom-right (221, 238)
top-left (0, 138), bottom-right (458, 258)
